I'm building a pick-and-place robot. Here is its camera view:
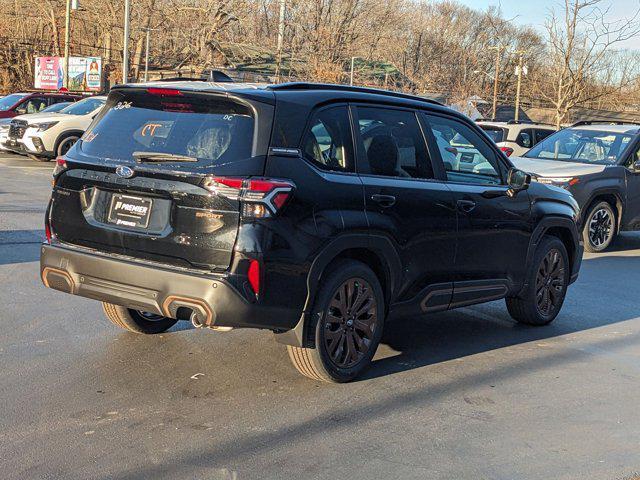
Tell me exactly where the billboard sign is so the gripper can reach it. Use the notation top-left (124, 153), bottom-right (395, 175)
top-left (35, 56), bottom-right (102, 92)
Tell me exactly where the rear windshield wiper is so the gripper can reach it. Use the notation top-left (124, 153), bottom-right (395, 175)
top-left (133, 151), bottom-right (198, 163)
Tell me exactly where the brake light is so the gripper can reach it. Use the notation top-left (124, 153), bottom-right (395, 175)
top-left (52, 156), bottom-right (68, 186)
top-left (500, 146), bottom-right (514, 157)
top-left (445, 146), bottom-right (458, 156)
top-left (247, 259), bottom-right (260, 295)
top-left (45, 222), bottom-right (52, 243)
top-left (147, 87), bottom-right (183, 97)
top-left (203, 177), bottom-right (295, 218)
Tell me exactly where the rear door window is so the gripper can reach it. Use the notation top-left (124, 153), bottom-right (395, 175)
top-left (515, 129), bottom-right (534, 148)
top-left (80, 90), bottom-right (254, 168)
top-left (355, 106), bottom-right (434, 179)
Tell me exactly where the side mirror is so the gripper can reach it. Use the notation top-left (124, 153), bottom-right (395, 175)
top-left (633, 158), bottom-right (640, 172)
top-left (15, 107), bottom-right (27, 115)
top-left (507, 168), bottom-right (531, 197)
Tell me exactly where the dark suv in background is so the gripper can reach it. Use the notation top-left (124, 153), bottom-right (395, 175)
top-left (41, 82), bottom-right (583, 382)
top-left (511, 122), bottom-right (640, 252)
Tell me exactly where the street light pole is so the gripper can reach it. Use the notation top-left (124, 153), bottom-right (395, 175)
top-left (122, 0), bottom-right (131, 83)
top-left (489, 45), bottom-right (504, 121)
top-left (63, 0), bottom-right (72, 89)
top-left (514, 50), bottom-right (526, 122)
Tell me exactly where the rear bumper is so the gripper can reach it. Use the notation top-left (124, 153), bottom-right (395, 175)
top-left (40, 242), bottom-right (299, 330)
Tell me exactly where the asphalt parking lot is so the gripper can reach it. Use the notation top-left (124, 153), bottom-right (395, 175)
top-left (1, 151), bottom-right (640, 480)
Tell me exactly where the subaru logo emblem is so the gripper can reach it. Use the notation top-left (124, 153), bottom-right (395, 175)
top-left (116, 166), bottom-right (134, 179)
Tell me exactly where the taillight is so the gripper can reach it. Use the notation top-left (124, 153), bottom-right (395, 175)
top-left (500, 146), bottom-right (514, 157)
top-left (247, 259), bottom-right (260, 295)
top-left (203, 177), bottom-right (295, 218)
top-left (45, 222), bottom-right (52, 243)
top-left (52, 156), bottom-right (68, 186)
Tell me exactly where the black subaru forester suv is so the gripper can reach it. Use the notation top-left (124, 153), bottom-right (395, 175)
top-left (41, 82), bottom-right (583, 382)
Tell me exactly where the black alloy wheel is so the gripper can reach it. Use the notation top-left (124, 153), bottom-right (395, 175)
top-left (535, 248), bottom-right (566, 317)
top-left (286, 260), bottom-right (385, 382)
top-left (322, 278), bottom-right (378, 369)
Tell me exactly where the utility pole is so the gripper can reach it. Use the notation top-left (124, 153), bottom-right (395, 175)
top-left (274, 0), bottom-right (286, 83)
top-left (514, 50), bottom-right (526, 122)
top-left (63, 0), bottom-right (72, 89)
top-left (122, 0), bottom-right (131, 83)
top-left (489, 45), bottom-right (505, 121)
top-left (144, 28), bottom-right (151, 82)
top-left (350, 56), bottom-right (356, 86)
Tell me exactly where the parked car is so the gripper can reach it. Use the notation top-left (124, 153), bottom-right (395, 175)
top-left (510, 121), bottom-right (640, 253)
top-left (0, 92), bottom-right (81, 119)
top-left (0, 102), bottom-right (75, 153)
top-left (6, 96), bottom-right (106, 161)
top-left (40, 82), bottom-right (583, 382)
top-left (477, 120), bottom-right (556, 157)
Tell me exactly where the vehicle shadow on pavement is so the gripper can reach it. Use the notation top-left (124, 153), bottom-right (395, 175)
top-left (0, 230), bottom-right (43, 265)
top-left (101, 311), bottom-right (640, 480)
top-left (364, 251), bottom-right (640, 381)
top-left (82, 252), bottom-right (640, 480)
top-left (608, 232), bottom-right (640, 252)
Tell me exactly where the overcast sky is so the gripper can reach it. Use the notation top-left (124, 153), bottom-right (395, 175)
top-left (460, 0), bottom-right (640, 50)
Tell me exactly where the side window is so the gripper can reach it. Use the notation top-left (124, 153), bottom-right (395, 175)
top-left (516, 129), bottom-right (533, 148)
top-left (302, 106), bottom-right (354, 172)
top-left (424, 114), bottom-right (503, 185)
top-left (355, 107), bottom-right (433, 179)
top-left (534, 129), bottom-right (554, 144)
top-left (22, 97), bottom-right (48, 114)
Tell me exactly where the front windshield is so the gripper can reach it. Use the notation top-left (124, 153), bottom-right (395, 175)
top-left (0, 94), bottom-right (28, 111)
top-left (60, 97), bottom-right (105, 116)
top-left (524, 128), bottom-right (635, 164)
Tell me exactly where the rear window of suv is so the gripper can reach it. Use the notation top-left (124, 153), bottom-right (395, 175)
top-left (80, 89), bottom-right (254, 168)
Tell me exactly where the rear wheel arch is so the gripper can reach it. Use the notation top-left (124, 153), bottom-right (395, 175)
top-left (275, 234), bottom-right (401, 348)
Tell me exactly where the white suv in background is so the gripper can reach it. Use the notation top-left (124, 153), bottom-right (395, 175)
top-left (18, 96), bottom-right (107, 161)
top-left (477, 120), bottom-right (556, 157)
top-left (0, 102), bottom-right (73, 153)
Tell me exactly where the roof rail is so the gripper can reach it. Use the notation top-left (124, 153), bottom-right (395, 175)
top-left (571, 120), bottom-right (640, 127)
top-left (268, 82), bottom-right (443, 105)
top-left (505, 119), bottom-right (554, 126)
top-left (154, 71), bottom-right (234, 83)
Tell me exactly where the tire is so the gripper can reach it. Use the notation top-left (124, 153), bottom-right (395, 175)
top-left (102, 302), bottom-right (178, 334)
top-left (287, 260), bottom-right (385, 383)
top-left (506, 235), bottom-right (570, 326)
top-left (582, 201), bottom-right (616, 253)
top-left (56, 135), bottom-right (80, 157)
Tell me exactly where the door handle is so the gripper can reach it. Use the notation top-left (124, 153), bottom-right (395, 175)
top-left (371, 194), bottom-right (396, 208)
top-left (457, 199), bottom-right (476, 213)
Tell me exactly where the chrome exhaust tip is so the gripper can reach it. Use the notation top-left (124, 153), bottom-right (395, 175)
top-left (191, 311), bottom-right (205, 329)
